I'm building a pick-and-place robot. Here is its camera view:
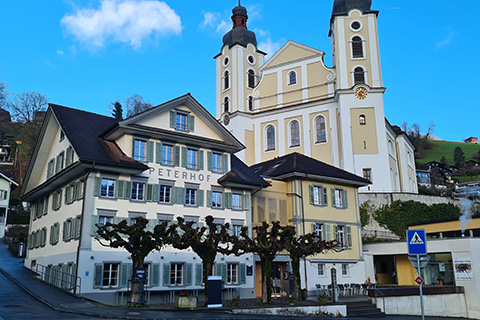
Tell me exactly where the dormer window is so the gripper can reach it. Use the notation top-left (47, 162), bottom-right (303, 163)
top-left (288, 71), bottom-right (297, 85)
top-left (170, 110), bottom-right (194, 132)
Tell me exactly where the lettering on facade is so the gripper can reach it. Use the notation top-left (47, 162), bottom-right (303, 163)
top-left (152, 167), bottom-right (211, 182)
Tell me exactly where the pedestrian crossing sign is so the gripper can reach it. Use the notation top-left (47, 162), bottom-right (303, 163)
top-left (407, 229), bottom-right (427, 255)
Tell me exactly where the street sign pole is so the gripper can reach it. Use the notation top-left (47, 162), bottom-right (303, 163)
top-left (416, 254), bottom-right (425, 320)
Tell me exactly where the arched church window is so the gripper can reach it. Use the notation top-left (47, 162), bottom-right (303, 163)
top-left (289, 120), bottom-right (300, 147)
top-left (288, 71), bottom-right (297, 85)
top-left (248, 96), bottom-right (253, 111)
top-left (354, 67), bottom-right (365, 84)
top-left (224, 70), bottom-right (230, 90)
top-left (266, 125), bottom-right (275, 151)
top-left (315, 115), bottom-right (327, 143)
top-left (352, 36), bottom-right (363, 58)
top-left (224, 96), bottom-right (229, 113)
top-left (248, 69), bottom-right (255, 88)
top-left (359, 115), bottom-right (366, 125)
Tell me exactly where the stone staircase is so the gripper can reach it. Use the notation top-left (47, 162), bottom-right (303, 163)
top-left (341, 296), bottom-right (385, 318)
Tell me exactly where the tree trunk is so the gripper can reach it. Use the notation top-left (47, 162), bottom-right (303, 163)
top-left (291, 257), bottom-right (301, 301)
top-left (130, 255), bottom-right (144, 305)
top-left (260, 259), bottom-right (272, 304)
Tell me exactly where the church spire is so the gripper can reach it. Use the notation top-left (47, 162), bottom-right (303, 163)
top-left (232, 1), bottom-right (248, 29)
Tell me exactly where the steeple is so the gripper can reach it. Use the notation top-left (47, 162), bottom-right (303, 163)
top-left (222, 1), bottom-right (257, 49)
top-left (331, 0), bottom-right (377, 16)
top-left (232, 0), bottom-right (248, 29)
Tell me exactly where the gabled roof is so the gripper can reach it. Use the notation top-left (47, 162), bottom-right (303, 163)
top-left (0, 172), bottom-right (18, 187)
top-left (218, 155), bottom-right (270, 189)
top-left (260, 41), bottom-right (326, 71)
top-left (251, 152), bottom-right (369, 187)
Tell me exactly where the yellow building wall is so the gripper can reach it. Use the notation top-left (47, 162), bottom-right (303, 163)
top-left (309, 111), bottom-right (332, 164)
top-left (252, 181), bottom-right (290, 226)
top-left (284, 116), bottom-right (304, 155)
top-left (257, 73), bottom-right (278, 110)
top-left (307, 62), bottom-right (330, 101)
top-left (281, 67), bottom-right (303, 107)
top-left (267, 45), bottom-right (317, 68)
top-left (244, 129), bottom-right (255, 166)
top-left (396, 254), bottom-right (417, 286)
top-left (350, 108), bottom-right (378, 155)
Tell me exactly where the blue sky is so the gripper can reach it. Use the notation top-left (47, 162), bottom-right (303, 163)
top-left (0, 0), bottom-right (478, 142)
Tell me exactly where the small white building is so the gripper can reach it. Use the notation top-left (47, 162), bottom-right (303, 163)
top-left (0, 172), bottom-right (18, 238)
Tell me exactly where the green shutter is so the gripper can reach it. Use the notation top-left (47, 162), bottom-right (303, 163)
top-left (70, 219), bottom-right (76, 239)
top-left (223, 154), bottom-right (229, 173)
top-left (331, 188), bottom-right (336, 208)
top-left (243, 194), bottom-right (250, 210)
top-left (116, 180), bottom-right (124, 199)
top-left (225, 193), bottom-right (232, 209)
top-left (239, 264), bottom-right (246, 284)
top-left (120, 263), bottom-right (132, 288)
top-left (65, 186), bottom-right (69, 204)
top-left (311, 223), bottom-right (316, 233)
top-left (309, 185), bottom-right (314, 204)
top-left (173, 187), bottom-right (185, 205)
top-left (195, 264), bottom-right (203, 285)
top-left (93, 177), bottom-right (101, 197)
top-left (58, 190), bottom-right (63, 209)
top-left (343, 189), bottom-right (348, 208)
top-left (151, 264), bottom-right (160, 287)
top-left (188, 115), bottom-right (195, 131)
top-left (93, 263), bottom-right (103, 288)
top-left (346, 226), bottom-right (352, 249)
top-left (147, 141), bottom-right (154, 162)
top-left (181, 147), bottom-right (187, 168)
top-left (50, 225), bottom-right (54, 244)
top-left (156, 142), bottom-right (162, 164)
top-left (186, 263), bottom-right (193, 286)
top-left (153, 184), bottom-right (160, 202)
top-left (132, 137), bottom-right (136, 157)
top-left (197, 189), bottom-right (204, 207)
top-left (174, 146), bottom-right (180, 166)
top-left (223, 193), bottom-right (228, 209)
top-left (207, 152), bottom-right (213, 171)
top-left (334, 224), bottom-right (338, 241)
top-left (198, 150), bottom-right (204, 170)
top-left (52, 193), bottom-right (57, 210)
top-left (220, 264), bottom-right (227, 282)
top-left (170, 110), bottom-right (176, 128)
top-left (63, 221), bottom-right (67, 241)
top-left (55, 223), bottom-right (60, 243)
top-left (90, 215), bottom-right (99, 236)
top-left (146, 184), bottom-right (154, 202)
top-left (206, 190), bottom-right (212, 208)
top-left (325, 224), bottom-right (332, 241)
top-left (162, 263), bottom-right (170, 287)
top-left (323, 187), bottom-right (328, 206)
top-left (125, 181), bottom-right (132, 200)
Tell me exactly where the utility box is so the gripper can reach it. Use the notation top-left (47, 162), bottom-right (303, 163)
top-left (207, 276), bottom-right (222, 308)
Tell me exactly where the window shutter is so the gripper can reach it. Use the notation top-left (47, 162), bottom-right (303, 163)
top-left (226, 193), bottom-right (232, 209)
top-left (146, 184), bottom-right (154, 202)
top-left (151, 264), bottom-right (160, 287)
top-left (90, 215), bottom-right (99, 236)
top-left (162, 263), bottom-right (171, 287)
top-left (63, 221), bottom-right (67, 241)
top-left (197, 189), bottom-right (204, 207)
top-left (207, 152), bottom-right (212, 171)
top-left (93, 263), bottom-right (103, 289)
top-left (120, 263), bottom-right (132, 288)
top-left (58, 190), bottom-right (63, 209)
top-left (93, 177), bottom-right (101, 197)
top-left (215, 263), bottom-right (227, 282)
top-left (311, 223), bottom-right (316, 233)
top-left (188, 115), bottom-right (195, 131)
top-left (198, 150), bottom-right (204, 170)
top-left (181, 147), bottom-right (187, 168)
top-left (170, 110), bottom-right (176, 128)
top-left (334, 224), bottom-right (338, 241)
top-left (325, 224), bottom-right (332, 241)
top-left (223, 193), bottom-right (228, 209)
top-left (72, 182), bottom-right (78, 200)
top-left (50, 225), bottom-right (54, 244)
top-left (186, 263), bottom-right (193, 286)
top-left (70, 219), bottom-right (76, 239)
top-left (195, 264), bottom-right (203, 286)
top-left (125, 181), bottom-right (132, 200)
top-left (346, 226), bottom-right (352, 249)
top-left (243, 194), bottom-right (250, 210)
top-left (239, 264), bottom-right (246, 284)
top-left (173, 187), bottom-right (185, 204)
top-left (153, 184), bottom-right (160, 202)
top-left (65, 186), bottom-right (69, 204)
top-left (55, 223), bottom-right (60, 244)
top-left (174, 146), bottom-right (180, 166)
top-left (223, 154), bottom-right (229, 173)
top-left (156, 142), bottom-right (162, 164)
top-left (206, 190), bottom-right (212, 207)
top-left (147, 141), bottom-right (154, 162)
top-left (116, 180), bottom-right (124, 199)
top-left (343, 189), bottom-right (348, 208)
top-left (132, 137), bottom-right (136, 157)
top-left (44, 197), bottom-right (49, 215)
top-left (331, 188), bottom-right (336, 208)
top-left (323, 187), bottom-right (328, 206)
top-left (309, 185), bottom-right (314, 204)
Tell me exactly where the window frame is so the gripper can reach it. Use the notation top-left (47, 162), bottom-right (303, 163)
top-left (185, 188), bottom-right (197, 206)
top-left (334, 188), bottom-right (346, 209)
top-left (231, 193), bottom-right (242, 210)
top-left (247, 96), bottom-right (254, 111)
top-left (288, 120), bottom-right (301, 148)
top-left (265, 125), bottom-right (276, 151)
top-left (359, 114), bottom-right (366, 125)
top-left (159, 184), bottom-right (172, 204)
top-left (133, 138), bottom-right (147, 162)
top-left (226, 263), bottom-right (239, 285)
top-left (247, 69), bottom-right (255, 88)
top-left (211, 152), bottom-right (222, 173)
top-left (186, 148), bottom-right (198, 170)
top-left (314, 223), bottom-right (324, 241)
top-left (170, 263), bottom-right (185, 286)
top-left (341, 263), bottom-right (350, 276)
top-left (223, 96), bottom-right (230, 113)
top-left (287, 70), bottom-right (297, 86)
top-left (337, 225), bottom-right (346, 247)
top-left (161, 144), bottom-right (174, 166)
top-left (175, 112), bottom-right (188, 131)
top-left (223, 70), bottom-right (230, 91)
top-left (211, 191), bottom-right (223, 208)
top-left (317, 263), bottom-right (325, 277)
top-left (100, 178), bottom-right (116, 198)
top-left (353, 66), bottom-right (366, 84)
top-left (102, 263), bottom-right (120, 288)
top-left (314, 115), bottom-right (327, 143)
top-left (363, 168), bottom-right (372, 182)
top-left (351, 35), bottom-right (365, 59)
top-left (131, 182), bottom-right (146, 201)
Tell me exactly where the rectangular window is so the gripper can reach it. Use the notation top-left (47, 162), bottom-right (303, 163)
top-left (100, 179), bottom-right (115, 198)
top-left (55, 152), bottom-right (64, 174)
top-left (176, 113), bottom-right (188, 131)
top-left (185, 188), bottom-right (196, 206)
top-left (342, 263), bottom-right (349, 276)
top-left (212, 153), bottom-right (222, 173)
top-left (211, 191), bottom-right (222, 208)
top-left (334, 188), bottom-right (347, 208)
top-left (314, 223), bottom-right (324, 241)
top-left (170, 263), bottom-right (184, 285)
top-left (162, 144), bottom-right (174, 166)
top-left (227, 263), bottom-right (239, 284)
top-left (98, 216), bottom-right (113, 227)
top-left (131, 182), bottom-right (145, 201)
top-left (232, 225), bottom-right (242, 238)
top-left (133, 139), bottom-right (147, 161)
top-left (311, 185), bottom-right (327, 206)
top-left (159, 185), bottom-right (172, 203)
top-left (337, 225), bottom-right (345, 247)
top-left (363, 168), bottom-right (372, 182)
top-left (232, 194), bottom-right (242, 210)
top-left (187, 149), bottom-right (198, 169)
top-left (318, 263), bottom-right (325, 276)
top-left (103, 263), bottom-right (120, 288)
top-left (53, 190), bottom-right (62, 210)
top-left (47, 159), bottom-right (55, 178)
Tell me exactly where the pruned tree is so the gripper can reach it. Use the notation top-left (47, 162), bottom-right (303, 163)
top-left (235, 221), bottom-right (284, 304)
top-left (124, 94), bottom-right (153, 118)
top-left (169, 215), bottom-right (235, 306)
top-left (96, 217), bottom-right (174, 305)
top-left (7, 91), bottom-right (49, 123)
top-left (0, 81), bottom-right (7, 108)
top-left (110, 101), bottom-right (123, 120)
top-left (454, 146), bottom-right (465, 168)
top-left (281, 226), bottom-right (340, 301)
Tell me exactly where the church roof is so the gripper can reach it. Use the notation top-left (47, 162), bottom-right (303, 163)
top-left (221, 2), bottom-right (257, 50)
top-left (332, 0), bottom-right (377, 16)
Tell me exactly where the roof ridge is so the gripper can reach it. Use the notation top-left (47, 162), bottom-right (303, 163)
top-left (50, 103), bottom-right (116, 121)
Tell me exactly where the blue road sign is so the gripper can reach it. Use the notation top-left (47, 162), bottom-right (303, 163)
top-left (407, 229), bottom-right (427, 255)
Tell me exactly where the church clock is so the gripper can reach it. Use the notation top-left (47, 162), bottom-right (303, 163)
top-left (354, 87), bottom-right (368, 100)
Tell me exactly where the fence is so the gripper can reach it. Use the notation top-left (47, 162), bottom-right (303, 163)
top-left (32, 263), bottom-right (81, 294)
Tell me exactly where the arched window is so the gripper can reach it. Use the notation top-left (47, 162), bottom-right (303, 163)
top-left (248, 69), bottom-right (255, 88)
top-left (352, 36), bottom-right (363, 58)
top-left (266, 125), bottom-right (275, 151)
top-left (224, 70), bottom-right (230, 90)
top-left (359, 115), bottom-right (366, 125)
top-left (248, 96), bottom-right (253, 111)
top-left (288, 71), bottom-right (297, 85)
top-left (315, 116), bottom-right (327, 143)
top-left (223, 97), bottom-right (229, 113)
top-left (289, 120), bottom-right (300, 147)
top-left (354, 67), bottom-right (365, 84)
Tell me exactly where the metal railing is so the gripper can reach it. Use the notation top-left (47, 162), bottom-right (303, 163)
top-left (32, 263), bottom-right (81, 294)
top-left (370, 286), bottom-right (386, 313)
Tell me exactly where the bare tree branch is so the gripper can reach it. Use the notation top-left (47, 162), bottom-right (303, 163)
top-left (7, 91), bottom-right (49, 123)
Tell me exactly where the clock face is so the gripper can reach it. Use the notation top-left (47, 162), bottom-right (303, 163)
top-left (355, 87), bottom-right (368, 100)
top-left (224, 114), bottom-right (230, 126)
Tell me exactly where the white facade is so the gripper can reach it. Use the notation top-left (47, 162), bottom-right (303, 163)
top-left (0, 172), bottom-right (18, 238)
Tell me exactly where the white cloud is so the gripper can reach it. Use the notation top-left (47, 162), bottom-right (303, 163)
top-left (61, 0), bottom-right (182, 49)
top-left (436, 31), bottom-right (454, 49)
top-left (200, 12), bottom-right (217, 28)
top-left (258, 37), bottom-right (284, 58)
top-left (57, 49), bottom-right (65, 55)
top-left (216, 20), bottom-right (230, 34)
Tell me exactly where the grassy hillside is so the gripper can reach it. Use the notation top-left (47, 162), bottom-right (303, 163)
top-left (417, 140), bottom-right (480, 164)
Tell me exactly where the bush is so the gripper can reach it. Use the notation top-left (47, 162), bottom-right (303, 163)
top-left (465, 170), bottom-right (479, 177)
top-left (7, 214), bottom-right (30, 225)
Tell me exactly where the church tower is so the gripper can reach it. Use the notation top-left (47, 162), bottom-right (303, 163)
top-left (214, 2), bottom-right (266, 121)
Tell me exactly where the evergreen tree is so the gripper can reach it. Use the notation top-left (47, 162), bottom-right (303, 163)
top-left (454, 146), bottom-right (465, 167)
top-left (440, 155), bottom-right (448, 166)
top-left (110, 101), bottom-right (123, 120)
